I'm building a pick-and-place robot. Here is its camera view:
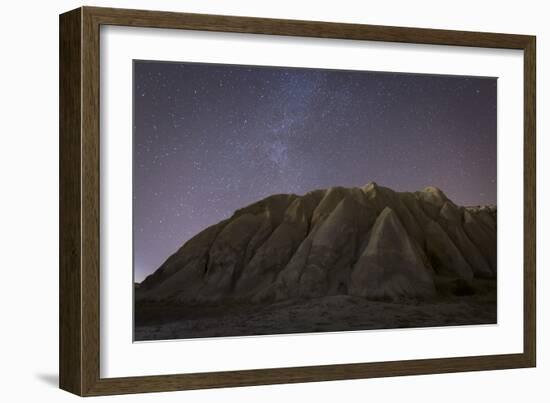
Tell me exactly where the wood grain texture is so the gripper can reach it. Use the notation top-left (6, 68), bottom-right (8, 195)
top-left (85, 6), bottom-right (532, 49)
top-left (85, 354), bottom-right (531, 396)
top-left (59, 8), bottom-right (82, 396)
top-left (81, 6), bottom-right (102, 396)
top-left (59, 6), bottom-right (537, 396)
top-left (523, 37), bottom-right (536, 367)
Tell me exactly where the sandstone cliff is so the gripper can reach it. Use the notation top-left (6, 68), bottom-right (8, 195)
top-left (136, 183), bottom-right (496, 303)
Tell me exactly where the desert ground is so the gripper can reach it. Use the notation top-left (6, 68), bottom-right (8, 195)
top-left (134, 276), bottom-right (496, 341)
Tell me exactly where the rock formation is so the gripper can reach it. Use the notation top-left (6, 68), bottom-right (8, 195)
top-left (136, 183), bottom-right (497, 304)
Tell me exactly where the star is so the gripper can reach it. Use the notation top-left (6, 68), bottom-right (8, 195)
top-left (132, 60), bottom-right (497, 281)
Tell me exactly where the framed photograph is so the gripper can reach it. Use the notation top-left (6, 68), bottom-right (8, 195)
top-left (59, 6), bottom-right (536, 396)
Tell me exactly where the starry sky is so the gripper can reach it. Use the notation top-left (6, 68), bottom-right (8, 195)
top-left (133, 60), bottom-right (497, 282)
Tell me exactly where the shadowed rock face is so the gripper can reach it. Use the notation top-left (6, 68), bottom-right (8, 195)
top-left (136, 183), bottom-right (497, 303)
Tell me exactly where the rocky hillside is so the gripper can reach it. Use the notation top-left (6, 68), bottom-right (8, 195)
top-left (136, 183), bottom-right (496, 304)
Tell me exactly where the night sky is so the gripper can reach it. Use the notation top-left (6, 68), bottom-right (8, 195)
top-left (133, 61), bottom-right (497, 282)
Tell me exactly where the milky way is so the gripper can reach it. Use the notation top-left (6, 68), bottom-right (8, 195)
top-left (133, 61), bottom-right (497, 281)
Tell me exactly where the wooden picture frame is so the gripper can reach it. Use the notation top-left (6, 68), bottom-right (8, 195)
top-left (59, 6), bottom-right (536, 396)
